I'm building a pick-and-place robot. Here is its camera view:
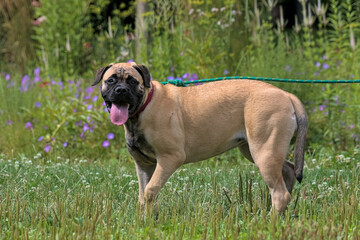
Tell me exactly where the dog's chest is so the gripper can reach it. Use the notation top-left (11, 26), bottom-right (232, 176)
top-left (125, 122), bottom-right (156, 160)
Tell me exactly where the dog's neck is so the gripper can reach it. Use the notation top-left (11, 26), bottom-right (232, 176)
top-left (129, 83), bottom-right (154, 120)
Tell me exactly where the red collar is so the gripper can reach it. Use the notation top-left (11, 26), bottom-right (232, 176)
top-left (130, 85), bottom-right (154, 119)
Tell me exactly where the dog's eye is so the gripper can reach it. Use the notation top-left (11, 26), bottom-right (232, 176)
top-left (129, 79), bottom-right (138, 85)
top-left (107, 78), bottom-right (115, 84)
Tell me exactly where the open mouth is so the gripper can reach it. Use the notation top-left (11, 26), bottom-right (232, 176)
top-left (106, 101), bottom-right (134, 125)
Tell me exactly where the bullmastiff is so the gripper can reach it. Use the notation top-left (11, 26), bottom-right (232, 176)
top-left (92, 62), bottom-right (308, 213)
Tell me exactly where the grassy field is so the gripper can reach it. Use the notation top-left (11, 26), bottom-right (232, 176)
top-left (1, 149), bottom-right (359, 239)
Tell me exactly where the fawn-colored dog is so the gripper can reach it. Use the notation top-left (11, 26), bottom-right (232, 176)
top-left (92, 62), bottom-right (308, 213)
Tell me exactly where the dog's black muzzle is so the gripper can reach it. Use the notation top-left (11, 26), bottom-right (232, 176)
top-left (102, 84), bottom-right (137, 113)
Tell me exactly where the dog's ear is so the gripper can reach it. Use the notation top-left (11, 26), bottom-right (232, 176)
top-left (133, 64), bottom-right (151, 88)
top-left (92, 64), bottom-right (113, 86)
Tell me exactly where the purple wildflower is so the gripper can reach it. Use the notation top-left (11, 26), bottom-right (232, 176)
top-left (44, 145), bottom-right (51, 152)
top-left (7, 120), bottom-right (13, 125)
top-left (35, 102), bottom-right (41, 108)
top-left (58, 81), bottom-right (63, 90)
top-left (38, 136), bottom-right (43, 142)
top-left (167, 76), bottom-right (175, 81)
top-left (322, 63), bottom-right (329, 70)
top-left (224, 69), bottom-right (229, 75)
top-left (182, 73), bottom-right (190, 79)
top-left (25, 122), bottom-right (33, 130)
top-left (33, 76), bottom-right (41, 83)
top-left (314, 72), bottom-right (319, 76)
top-left (63, 142), bottom-right (68, 147)
top-left (190, 74), bottom-right (198, 81)
top-left (73, 109), bottom-right (77, 113)
top-left (21, 75), bottom-right (30, 85)
top-left (87, 105), bottom-right (93, 111)
top-left (127, 59), bottom-right (134, 63)
top-left (318, 105), bottom-right (326, 111)
top-left (107, 133), bottom-right (115, 140)
top-left (83, 123), bottom-right (90, 132)
top-left (315, 62), bottom-right (321, 68)
top-left (86, 87), bottom-right (93, 95)
top-left (350, 124), bottom-right (355, 129)
top-left (20, 75), bottom-right (30, 92)
top-left (92, 96), bottom-right (98, 102)
top-left (180, 51), bottom-right (184, 56)
top-left (5, 74), bottom-right (10, 81)
top-left (285, 65), bottom-right (291, 72)
top-left (51, 79), bottom-right (56, 85)
top-left (340, 109), bottom-right (344, 113)
top-left (102, 140), bottom-right (110, 148)
top-left (34, 67), bottom-right (40, 76)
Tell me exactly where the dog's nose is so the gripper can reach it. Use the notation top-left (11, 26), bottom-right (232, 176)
top-left (114, 86), bottom-right (128, 94)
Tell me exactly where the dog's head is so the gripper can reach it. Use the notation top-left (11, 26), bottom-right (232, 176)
top-left (92, 62), bottom-right (151, 125)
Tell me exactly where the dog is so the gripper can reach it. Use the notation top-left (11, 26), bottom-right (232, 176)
top-left (92, 62), bottom-right (308, 213)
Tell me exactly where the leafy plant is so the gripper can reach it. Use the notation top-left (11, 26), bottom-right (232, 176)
top-left (32, 0), bottom-right (94, 79)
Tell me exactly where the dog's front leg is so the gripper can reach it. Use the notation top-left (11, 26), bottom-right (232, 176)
top-left (144, 151), bottom-right (185, 205)
top-left (128, 148), bottom-right (156, 205)
top-left (135, 161), bottom-right (156, 205)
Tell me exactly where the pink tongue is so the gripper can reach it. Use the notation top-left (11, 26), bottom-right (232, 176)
top-left (110, 104), bottom-right (129, 125)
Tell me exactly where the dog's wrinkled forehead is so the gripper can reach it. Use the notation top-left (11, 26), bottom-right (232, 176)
top-left (102, 63), bottom-right (142, 83)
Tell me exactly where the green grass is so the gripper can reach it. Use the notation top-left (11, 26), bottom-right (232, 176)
top-left (1, 151), bottom-right (359, 239)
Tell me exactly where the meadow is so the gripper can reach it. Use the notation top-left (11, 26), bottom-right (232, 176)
top-left (0, 0), bottom-right (360, 239)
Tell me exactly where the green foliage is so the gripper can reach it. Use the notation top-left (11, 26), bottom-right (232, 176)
top-left (32, 0), bottom-right (94, 79)
top-left (0, 0), bottom-right (35, 73)
top-left (0, 72), bottom-right (127, 162)
top-left (89, 0), bottom-right (136, 66)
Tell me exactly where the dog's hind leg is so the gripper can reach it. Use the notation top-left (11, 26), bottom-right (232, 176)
top-left (251, 148), bottom-right (291, 213)
top-left (245, 111), bottom-right (296, 213)
top-left (238, 143), bottom-right (296, 194)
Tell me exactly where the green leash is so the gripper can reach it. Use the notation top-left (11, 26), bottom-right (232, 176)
top-left (160, 76), bottom-right (360, 87)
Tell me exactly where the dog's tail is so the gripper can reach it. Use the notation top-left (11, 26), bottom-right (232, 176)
top-left (289, 94), bottom-right (308, 183)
